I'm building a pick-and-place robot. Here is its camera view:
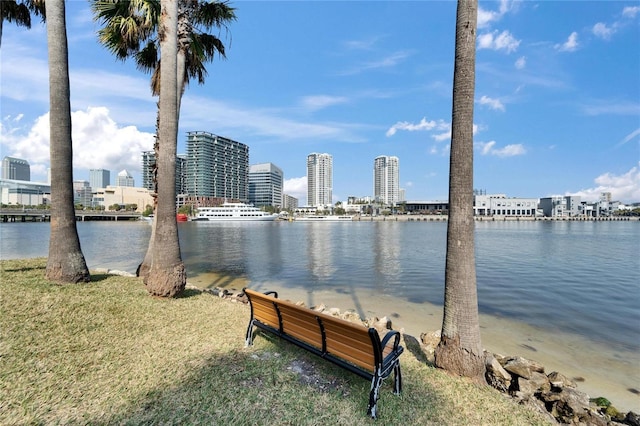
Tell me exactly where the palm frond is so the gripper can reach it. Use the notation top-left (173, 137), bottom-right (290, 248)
top-left (195, 1), bottom-right (236, 28)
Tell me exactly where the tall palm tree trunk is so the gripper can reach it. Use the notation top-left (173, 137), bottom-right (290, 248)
top-left (434, 0), bottom-right (485, 383)
top-left (144, 0), bottom-right (186, 297)
top-left (45, 0), bottom-right (90, 284)
top-left (137, 0), bottom-right (194, 280)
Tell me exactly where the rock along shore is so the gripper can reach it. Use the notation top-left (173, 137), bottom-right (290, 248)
top-left (200, 285), bottom-right (639, 426)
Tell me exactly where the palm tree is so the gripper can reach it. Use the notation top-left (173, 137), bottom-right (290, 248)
top-left (0, 0), bottom-right (45, 48)
top-left (44, 0), bottom-right (90, 284)
top-left (434, 0), bottom-right (485, 383)
top-left (92, 0), bottom-right (235, 282)
top-left (144, 0), bottom-right (186, 297)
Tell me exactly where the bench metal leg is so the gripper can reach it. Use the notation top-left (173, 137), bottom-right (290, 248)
top-left (393, 362), bottom-right (402, 395)
top-left (245, 320), bottom-right (254, 347)
top-left (367, 374), bottom-right (383, 419)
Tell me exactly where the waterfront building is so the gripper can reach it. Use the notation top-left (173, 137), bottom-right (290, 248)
top-left (141, 151), bottom-right (155, 191)
top-left (142, 151), bottom-right (187, 195)
top-left (116, 169), bottom-right (135, 187)
top-left (0, 179), bottom-right (49, 206)
top-left (307, 153), bottom-right (332, 207)
top-left (474, 194), bottom-right (539, 217)
top-left (89, 169), bottom-right (110, 189)
top-left (373, 155), bottom-right (400, 206)
top-left (185, 131), bottom-right (249, 200)
top-left (403, 200), bottom-right (450, 214)
top-left (1, 157), bottom-right (30, 181)
top-left (249, 163), bottom-right (283, 208)
top-left (95, 186), bottom-right (153, 212)
top-left (282, 193), bottom-right (298, 210)
top-left (73, 180), bottom-right (93, 207)
top-left (176, 154), bottom-right (188, 195)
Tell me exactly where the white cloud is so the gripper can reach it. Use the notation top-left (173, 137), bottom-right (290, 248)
top-left (300, 95), bottom-right (349, 112)
top-left (181, 94), bottom-right (366, 143)
top-left (386, 117), bottom-right (449, 137)
top-left (477, 8), bottom-right (500, 29)
top-left (284, 176), bottom-right (307, 202)
top-left (478, 30), bottom-right (520, 53)
top-left (555, 32), bottom-right (579, 52)
top-left (566, 164), bottom-right (640, 203)
top-left (477, 0), bottom-right (516, 28)
top-left (476, 141), bottom-right (526, 157)
top-left (515, 56), bottom-right (526, 69)
top-left (343, 36), bottom-right (383, 51)
top-left (622, 6), bottom-right (640, 18)
top-left (478, 95), bottom-right (505, 111)
top-left (617, 128), bottom-right (640, 147)
top-left (1, 107), bottom-right (154, 182)
top-left (339, 50), bottom-right (412, 75)
top-left (592, 22), bottom-right (615, 40)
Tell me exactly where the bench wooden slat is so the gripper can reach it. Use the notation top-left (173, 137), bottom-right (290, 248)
top-left (251, 301), bottom-right (280, 329)
top-left (278, 305), bottom-right (323, 348)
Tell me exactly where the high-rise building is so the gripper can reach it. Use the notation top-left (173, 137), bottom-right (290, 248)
top-left (116, 169), bottom-right (135, 187)
top-left (249, 163), bottom-right (283, 208)
top-left (186, 131), bottom-right (249, 200)
top-left (176, 154), bottom-right (188, 195)
top-left (1, 156), bottom-right (30, 181)
top-left (142, 151), bottom-right (188, 195)
top-left (73, 180), bottom-right (93, 207)
top-left (89, 168), bottom-right (110, 189)
top-left (373, 155), bottom-right (399, 206)
top-left (282, 194), bottom-right (299, 210)
top-left (141, 151), bottom-right (155, 191)
top-left (307, 153), bottom-right (332, 207)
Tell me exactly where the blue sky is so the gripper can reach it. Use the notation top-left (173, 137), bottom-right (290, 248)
top-left (1, 0), bottom-right (639, 203)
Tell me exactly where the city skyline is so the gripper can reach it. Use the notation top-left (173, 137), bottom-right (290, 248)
top-left (1, 1), bottom-right (638, 203)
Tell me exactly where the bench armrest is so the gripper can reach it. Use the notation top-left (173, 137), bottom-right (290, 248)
top-left (243, 287), bottom-right (278, 299)
top-left (380, 330), bottom-right (401, 352)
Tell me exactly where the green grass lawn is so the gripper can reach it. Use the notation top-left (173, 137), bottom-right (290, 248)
top-left (0, 258), bottom-right (553, 425)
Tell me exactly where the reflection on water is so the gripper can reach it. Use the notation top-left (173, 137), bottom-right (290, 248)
top-left (306, 222), bottom-right (336, 280)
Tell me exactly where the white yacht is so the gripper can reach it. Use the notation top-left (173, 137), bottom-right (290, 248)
top-left (193, 203), bottom-right (279, 221)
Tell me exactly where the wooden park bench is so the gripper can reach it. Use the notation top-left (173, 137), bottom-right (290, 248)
top-left (243, 288), bottom-right (404, 419)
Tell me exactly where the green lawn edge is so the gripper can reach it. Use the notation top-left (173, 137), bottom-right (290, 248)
top-left (0, 258), bottom-right (553, 425)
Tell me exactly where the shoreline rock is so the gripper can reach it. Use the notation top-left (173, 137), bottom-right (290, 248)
top-left (198, 285), bottom-right (639, 426)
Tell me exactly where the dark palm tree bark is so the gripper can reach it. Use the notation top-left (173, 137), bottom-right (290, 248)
top-left (434, 0), bottom-right (485, 383)
top-left (45, 0), bottom-right (90, 284)
top-left (144, 0), bottom-right (186, 297)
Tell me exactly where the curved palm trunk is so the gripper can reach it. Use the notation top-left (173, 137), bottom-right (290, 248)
top-left (144, 0), bottom-right (186, 297)
top-left (44, 0), bottom-right (90, 284)
top-left (434, 0), bottom-right (485, 383)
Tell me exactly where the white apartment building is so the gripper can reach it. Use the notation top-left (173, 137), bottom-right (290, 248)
top-left (474, 194), bottom-right (539, 216)
top-left (373, 155), bottom-right (399, 206)
top-left (307, 153), bottom-right (333, 207)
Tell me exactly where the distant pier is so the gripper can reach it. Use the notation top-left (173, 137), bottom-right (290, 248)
top-left (0, 210), bottom-right (141, 223)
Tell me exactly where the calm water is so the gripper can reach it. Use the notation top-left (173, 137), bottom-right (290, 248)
top-left (1, 219), bottom-right (639, 410)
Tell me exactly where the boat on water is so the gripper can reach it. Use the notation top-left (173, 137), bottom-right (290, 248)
top-left (193, 202), bottom-right (279, 221)
top-left (295, 215), bottom-right (353, 222)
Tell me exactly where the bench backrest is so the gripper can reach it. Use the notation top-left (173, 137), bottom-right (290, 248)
top-left (245, 289), bottom-right (379, 373)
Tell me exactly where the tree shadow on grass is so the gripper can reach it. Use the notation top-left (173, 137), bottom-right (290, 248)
top-left (89, 273), bottom-right (112, 282)
top-left (79, 339), bottom-right (449, 426)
